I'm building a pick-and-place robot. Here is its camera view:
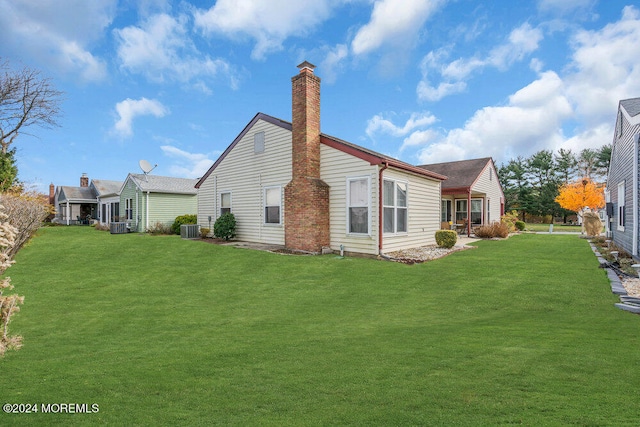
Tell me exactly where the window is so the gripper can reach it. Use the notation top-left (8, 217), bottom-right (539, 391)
top-left (347, 177), bottom-right (370, 234)
top-left (441, 200), bottom-right (452, 222)
top-left (383, 179), bottom-right (408, 233)
top-left (264, 186), bottom-right (281, 224)
top-left (254, 132), bottom-right (265, 153)
top-left (618, 181), bottom-right (625, 230)
top-left (471, 199), bottom-right (483, 225)
top-left (110, 202), bottom-right (120, 222)
top-left (125, 198), bottom-right (133, 220)
top-left (101, 204), bottom-right (107, 223)
top-left (455, 200), bottom-right (467, 221)
top-left (220, 192), bottom-right (231, 216)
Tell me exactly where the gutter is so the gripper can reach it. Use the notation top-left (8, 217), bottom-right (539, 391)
top-left (378, 161), bottom-right (388, 254)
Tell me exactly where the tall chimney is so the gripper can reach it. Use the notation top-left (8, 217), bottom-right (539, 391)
top-left (80, 173), bottom-right (89, 187)
top-left (49, 183), bottom-right (55, 205)
top-left (284, 61), bottom-right (330, 253)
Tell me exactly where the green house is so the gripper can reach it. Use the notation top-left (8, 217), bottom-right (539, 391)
top-left (119, 173), bottom-right (198, 232)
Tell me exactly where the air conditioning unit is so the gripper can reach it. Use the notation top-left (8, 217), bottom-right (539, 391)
top-left (110, 222), bottom-right (128, 234)
top-left (180, 224), bottom-right (200, 239)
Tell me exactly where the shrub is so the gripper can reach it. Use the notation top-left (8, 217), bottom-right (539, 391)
top-left (515, 221), bottom-right (526, 231)
top-left (214, 213), bottom-right (236, 241)
top-left (435, 230), bottom-right (457, 248)
top-left (147, 222), bottom-right (172, 235)
top-left (474, 222), bottom-right (510, 239)
top-left (171, 214), bottom-right (197, 235)
top-left (0, 203), bottom-right (24, 356)
top-left (200, 227), bottom-right (211, 238)
top-left (0, 191), bottom-right (50, 258)
top-left (501, 211), bottom-right (519, 233)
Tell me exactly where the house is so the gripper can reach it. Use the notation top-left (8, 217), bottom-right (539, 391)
top-left (418, 158), bottom-right (505, 235)
top-left (195, 62), bottom-right (446, 256)
top-left (92, 179), bottom-right (124, 226)
top-left (606, 97), bottom-right (640, 259)
top-left (119, 173), bottom-right (198, 232)
top-left (53, 173), bottom-right (97, 224)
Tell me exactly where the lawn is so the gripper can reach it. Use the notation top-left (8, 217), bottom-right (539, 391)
top-left (525, 223), bottom-right (583, 232)
top-left (2, 227), bottom-right (639, 426)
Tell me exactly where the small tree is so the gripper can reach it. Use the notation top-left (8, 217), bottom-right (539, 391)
top-left (213, 213), bottom-right (236, 241)
top-left (555, 178), bottom-right (605, 232)
top-left (1, 191), bottom-right (50, 258)
top-left (0, 204), bottom-right (23, 356)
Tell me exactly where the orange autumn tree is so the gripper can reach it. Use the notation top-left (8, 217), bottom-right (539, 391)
top-left (555, 177), bottom-right (605, 215)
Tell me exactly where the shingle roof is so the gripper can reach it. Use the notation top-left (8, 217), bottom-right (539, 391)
top-left (128, 174), bottom-right (198, 194)
top-left (58, 186), bottom-right (97, 202)
top-left (91, 179), bottom-right (123, 197)
top-left (620, 98), bottom-right (640, 117)
top-left (418, 157), bottom-right (492, 190)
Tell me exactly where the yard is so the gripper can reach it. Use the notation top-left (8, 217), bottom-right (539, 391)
top-left (2, 227), bottom-right (639, 425)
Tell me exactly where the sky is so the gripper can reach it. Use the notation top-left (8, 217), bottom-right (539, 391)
top-left (1, 0), bottom-right (639, 192)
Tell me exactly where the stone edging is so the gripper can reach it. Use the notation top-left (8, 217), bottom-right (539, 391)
top-left (588, 242), bottom-right (640, 314)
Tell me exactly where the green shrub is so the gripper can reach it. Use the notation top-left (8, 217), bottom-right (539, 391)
top-left (474, 222), bottom-right (509, 239)
top-left (515, 221), bottom-right (525, 231)
top-left (171, 214), bottom-right (197, 235)
top-left (214, 213), bottom-right (236, 241)
top-left (435, 230), bottom-right (457, 248)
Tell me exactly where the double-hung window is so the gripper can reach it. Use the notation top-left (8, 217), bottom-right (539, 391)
top-left (441, 200), bottom-right (452, 222)
top-left (125, 198), bottom-right (133, 220)
top-left (455, 200), bottom-right (467, 222)
top-left (470, 199), bottom-right (483, 225)
top-left (347, 177), bottom-right (370, 234)
top-left (383, 179), bottom-right (408, 234)
top-left (220, 192), bottom-right (231, 216)
top-left (264, 186), bottom-right (281, 225)
top-left (618, 181), bottom-right (625, 230)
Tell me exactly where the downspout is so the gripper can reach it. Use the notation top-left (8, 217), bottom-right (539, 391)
top-left (66, 201), bottom-right (70, 225)
top-left (633, 133), bottom-right (639, 257)
top-left (378, 161), bottom-right (388, 254)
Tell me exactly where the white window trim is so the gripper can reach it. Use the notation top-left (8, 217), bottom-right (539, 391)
top-left (263, 185), bottom-right (282, 226)
top-left (383, 179), bottom-right (408, 235)
top-left (125, 198), bottom-right (133, 220)
top-left (454, 198), bottom-right (484, 225)
top-left (220, 191), bottom-right (232, 217)
top-left (346, 176), bottom-right (371, 236)
top-left (618, 181), bottom-right (625, 231)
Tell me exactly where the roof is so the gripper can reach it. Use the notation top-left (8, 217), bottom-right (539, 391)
top-left (620, 98), bottom-right (640, 117)
top-left (418, 157), bottom-right (493, 190)
top-left (57, 186), bottom-right (97, 202)
top-left (125, 173), bottom-right (198, 195)
top-left (91, 179), bottom-right (123, 197)
top-left (195, 112), bottom-right (446, 188)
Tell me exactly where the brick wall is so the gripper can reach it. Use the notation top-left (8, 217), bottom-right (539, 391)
top-left (284, 62), bottom-right (330, 253)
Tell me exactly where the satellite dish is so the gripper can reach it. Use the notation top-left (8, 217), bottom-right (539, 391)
top-left (139, 159), bottom-right (157, 174)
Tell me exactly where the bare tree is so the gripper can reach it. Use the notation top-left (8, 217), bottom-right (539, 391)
top-left (0, 58), bottom-right (63, 155)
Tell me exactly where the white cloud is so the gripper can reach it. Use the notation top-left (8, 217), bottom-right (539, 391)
top-left (366, 112), bottom-right (437, 138)
top-left (160, 145), bottom-right (218, 179)
top-left (319, 44), bottom-right (349, 84)
top-left (113, 98), bottom-right (169, 137)
top-left (0, 0), bottom-right (115, 81)
top-left (115, 13), bottom-right (238, 91)
top-left (194, 0), bottom-right (335, 60)
top-left (537, 0), bottom-right (596, 15)
top-left (417, 22), bottom-right (543, 102)
top-left (351, 0), bottom-right (443, 56)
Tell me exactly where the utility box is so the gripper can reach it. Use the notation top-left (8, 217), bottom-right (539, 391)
top-left (180, 224), bottom-right (200, 239)
top-left (110, 222), bottom-right (127, 234)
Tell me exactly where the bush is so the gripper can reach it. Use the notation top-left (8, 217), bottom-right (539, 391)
top-left (200, 227), bottom-right (211, 238)
top-left (0, 191), bottom-right (50, 259)
top-left (214, 213), bottom-right (236, 241)
top-left (171, 214), bottom-right (197, 235)
top-left (501, 211), bottom-right (519, 233)
top-left (435, 230), bottom-right (457, 248)
top-left (515, 221), bottom-right (526, 231)
top-left (147, 222), bottom-right (172, 235)
top-left (474, 222), bottom-right (510, 239)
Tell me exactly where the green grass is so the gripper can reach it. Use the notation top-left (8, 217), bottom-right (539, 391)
top-left (525, 223), bottom-right (582, 232)
top-left (2, 227), bottom-right (640, 425)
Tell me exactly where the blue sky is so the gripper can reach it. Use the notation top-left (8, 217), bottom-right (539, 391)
top-left (1, 0), bottom-right (639, 192)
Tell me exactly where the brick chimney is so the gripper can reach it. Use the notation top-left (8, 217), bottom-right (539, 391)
top-left (284, 61), bottom-right (330, 253)
top-left (49, 183), bottom-right (55, 205)
top-left (80, 173), bottom-right (89, 187)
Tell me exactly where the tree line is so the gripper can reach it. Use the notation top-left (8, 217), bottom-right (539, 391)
top-left (498, 146), bottom-right (611, 222)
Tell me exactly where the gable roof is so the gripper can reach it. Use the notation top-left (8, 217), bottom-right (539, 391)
top-left (195, 112), bottom-right (446, 188)
top-left (57, 186), bottom-right (97, 203)
top-left (124, 173), bottom-right (198, 195)
top-left (418, 157), bottom-right (493, 190)
top-left (91, 179), bottom-right (123, 197)
top-left (620, 98), bottom-right (640, 118)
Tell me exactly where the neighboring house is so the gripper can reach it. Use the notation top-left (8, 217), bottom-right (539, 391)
top-left (196, 62), bottom-right (446, 256)
top-left (119, 173), bottom-right (198, 232)
top-left (418, 158), bottom-right (505, 235)
top-left (53, 173), bottom-right (97, 224)
top-left (606, 97), bottom-right (640, 259)
top-left (91, 179), bottom-right (124, 226)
